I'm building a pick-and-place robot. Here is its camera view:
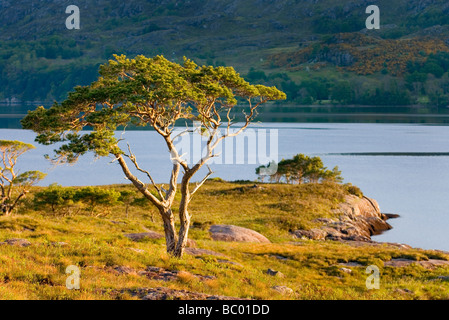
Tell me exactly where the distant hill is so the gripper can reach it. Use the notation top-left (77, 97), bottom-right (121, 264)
top-left (2, 0), bottom-right (449, 114)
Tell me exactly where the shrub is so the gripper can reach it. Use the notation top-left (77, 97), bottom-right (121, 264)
top-left (74, 187), bottom-right (121, 217)
top-left (33, 184), bottom-right (77, 216)
top-left (344, 183), bottom-right (364, 198)
top-left (257, 154), bottom-right (343, 184)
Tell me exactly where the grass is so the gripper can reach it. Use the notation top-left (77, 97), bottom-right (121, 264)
top-left (1, 180), bottom-right (449, 300)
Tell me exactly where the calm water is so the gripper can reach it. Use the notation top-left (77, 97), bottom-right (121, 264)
top-left (1, 124), bottom-right (449, 251)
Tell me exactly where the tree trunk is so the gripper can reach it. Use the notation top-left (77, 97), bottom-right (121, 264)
top-left (173, 180), bottom-right (191, 258)
top-left (2, 204), bottom-right (12, 216)
top-left (160, 208), bottom-right (177, 254)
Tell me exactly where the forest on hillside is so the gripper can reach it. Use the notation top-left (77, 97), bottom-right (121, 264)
top-left (2, 0), bottom-right (449, 113)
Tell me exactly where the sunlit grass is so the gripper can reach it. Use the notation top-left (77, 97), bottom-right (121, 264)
top-left (0, 180), bottom-right (448, 299)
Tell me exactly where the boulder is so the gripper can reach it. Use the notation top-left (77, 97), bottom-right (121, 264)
top-left (184, 247), bottom-right (226, 257)
top-left (209, 224), bottom-right (270, 243)
top-left (124, 232), bottom-right (163, 241)
top-left (272, 286), bottom-right (294, 295)
top-left (266, 268), bottom-right (285, 278)
top-left (140, 287), bottom-right (247, 300)
top-left (112, 265), bottom-right (137, 275)
top-left (384, 258), bottom-right (449, 269)
top-left (291, 228), bottom-right (327, 240)
top-left (0, 238), bottom-right (31, 247)
top-left (339, 267), bottom-right (352, 274)
top-left (292, 195), bottom-right (396, 243)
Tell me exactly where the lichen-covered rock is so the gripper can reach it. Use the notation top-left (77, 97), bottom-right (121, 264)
top-left (292, 195), bottom-right (395, 242)
top-left (291, 228), bottom-right (327, 240)
top-left (272, 285), bottom-right (294, 295)
top-left (141, 287), bottom-right (247, 300)
top-left (266, 268), bottom-right (285, 278)
top-left (384, 258), bottom-right (449, 269)
top-left (0, 238), bottom-right (31, 247)
top-left (209, 224), bottom-right (270, 243)
top-left (124, 232), bottom-right (164, 241)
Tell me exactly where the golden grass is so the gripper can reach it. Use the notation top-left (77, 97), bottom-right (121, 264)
top-left (0, 180), bottom-right (448, 300)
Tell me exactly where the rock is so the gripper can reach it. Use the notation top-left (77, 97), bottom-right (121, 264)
top-left (292, 195), bottom-right (396, 243)
top-left (216, 259), bottom-right (244, 267)
top-left (384, 213), bottom-right (400, 219)
top-left (395, 288), bottom-right (414, 295)
top-left (140, 266), bottom-right (216, 282)
top-left (0, 238), bottom-right (31, 247)
top-left (266, 268), bottom-right (285, 278)
top-left (127, 247), bottom-right (145, 253)
top-left (339, 262), bottom-right (363, 267)
top-left (139, 287), bottom-right (247, 300)
top-left (339, 267), bottom-right (352, 274)
top-left (110, 220), bottom-right (127, 225)
top-left (124, 232), bottom-right (164, 241)
top-left (384, 258), bottom-right (449, 269)
top-left (184, 247), bottom-right (226, 257)
top-left (272, 286), bottom-right (294, 295)
top-left (271, 255), bottom-right (289, 261)
top-left (112, 265), bottom-right (137, 275)
top-left (209, 225), bottom-right (270, 243)
top-left (291, 228), bottom-right (327, 240)
top-left (49, 242), bottom-right (68, 247)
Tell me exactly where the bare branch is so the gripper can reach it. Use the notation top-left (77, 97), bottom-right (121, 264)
top-left (115, 153), bottom-right (163, 208)
top-left (123, 144), bottom-right (165, 200)
top-left (190, 165), bottom-right (214, 198)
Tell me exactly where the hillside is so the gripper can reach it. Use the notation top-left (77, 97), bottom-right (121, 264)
top-left (3, 0), bottom-right (449, 116)
top-left (2, 180), bottom-right (449, 300)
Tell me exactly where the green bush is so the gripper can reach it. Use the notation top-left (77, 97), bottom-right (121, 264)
top-left (33, 184), bottom-right (77, 216)
top-left (34, 185), bottom-right (122, 217)
top-left (344, 183), bottom-right (364, 198)
top-left (74, 187), bottom-right (121, 217)
top-left (256, 154), bottom-right (343, 184)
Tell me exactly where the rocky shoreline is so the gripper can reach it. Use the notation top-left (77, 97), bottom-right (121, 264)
top-left (291, 194), bottom-right (400, 243)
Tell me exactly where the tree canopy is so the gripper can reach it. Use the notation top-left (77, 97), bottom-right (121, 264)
top-left (22, 54), bottom-right (286, 257)
top-left (22, 54), bottom-right (285, 163)
top-left (257, 154), bottom-right (343, 184)
top-left (0, 140), bottom-right (46, 216)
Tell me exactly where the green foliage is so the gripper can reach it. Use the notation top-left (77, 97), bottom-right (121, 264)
top-left (245, 68), bottom-right (267, 82)
top-left (0, 140), bottom-right (35, 153)
top-left (13, 171), bottom-right (47, 186)
top-left (313, 7), bottom-right (364, 34)
top-left (74, 187), bottom-right (121, 216)
top-left (119, 190), bottom-right (139, 217)
top-left (406, 7), bottom-right (449, 29)
top-left (34, 185), bottom-right (148, 217)
top-left (256, 154), bottom-right (343, 184)
top-left (331, 81), bottom-right (353, 104)
top-left (344, 183), bottom-right (364, 198)
top-left (33, 184), bottom-right (77, 215)
top-left (0, 140), bottom-right (46, 216)
top-left (299, 78), bottom-right (331, 102)
top-left (357, 86), bottom-right (412, 106)
top-left (22, 54), bottom-right (285, 164)
top-left (3, 181), bottom-right (449, 300)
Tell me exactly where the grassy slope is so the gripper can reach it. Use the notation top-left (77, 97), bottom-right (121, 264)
top-left (2, 0), bottom-right (449, 103)
top-left (1, 181), bottom-right (449, 300)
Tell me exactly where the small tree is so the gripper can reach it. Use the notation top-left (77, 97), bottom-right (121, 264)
top-left (34, 183), bottom-right (77, 216)
top-left (118, 190), bottom-right (138, 218)
top-left (74, 187), bottom-right (121, 217)
top-left (0, 140), bottom-right (46, 216)
top-left (257, 154), bottom-right (343, 184)
top-left (22, 54), bottom-right (285, 257)
top-left (131, 195), bottom-right (156, 222)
